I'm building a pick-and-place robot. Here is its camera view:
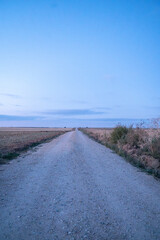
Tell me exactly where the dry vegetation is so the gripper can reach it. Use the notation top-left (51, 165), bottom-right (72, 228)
top-left (80, 122), bottom-right (160, 177)
top-left (0, 128), bottom-right (72, 164)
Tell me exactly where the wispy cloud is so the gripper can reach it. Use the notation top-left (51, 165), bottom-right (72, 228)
top-left (71, 100), bottom-right (88, 104)
top-left (0, 93), bottom-right (21, 99)
top-left (94, 107), bottom-right (111, 110)
top-left (143, 106), bottom-right (160, 110)
top-left (0, 115), bottom-right (40, 121)
top-left (43, 109), bottom-right (105, 116)
top-left (41, 97), bottom-right (50, 100)
top-left (13, 104), bottom-right (21, 107)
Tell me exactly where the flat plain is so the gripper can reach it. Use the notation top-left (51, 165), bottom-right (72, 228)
top-left (0, 128), bottom-right (72, 164)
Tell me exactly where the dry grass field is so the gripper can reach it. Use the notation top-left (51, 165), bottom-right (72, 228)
top-left (0, 128), bottom-right (72, 164)
top-left (80, 127), bottom-right (160, 177)
top-left (81, 128), bottom-right (160, 142)
top-left (81, 128), bottom-right (113, 144)
top-left (0, 127), bottom-right (71, 132)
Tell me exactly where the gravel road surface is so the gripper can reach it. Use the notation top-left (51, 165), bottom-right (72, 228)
top-left (0, 130), bottom-right (160, 240)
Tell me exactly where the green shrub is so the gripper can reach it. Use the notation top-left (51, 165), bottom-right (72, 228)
top-left (110, 125), bottom-right (128, 144)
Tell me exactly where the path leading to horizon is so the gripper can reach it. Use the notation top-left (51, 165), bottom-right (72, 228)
top-left (0, 130), bottom-right (160, 240)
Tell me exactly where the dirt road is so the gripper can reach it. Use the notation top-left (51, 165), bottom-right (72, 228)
top-left (0, 130), bottom-right (160, 240)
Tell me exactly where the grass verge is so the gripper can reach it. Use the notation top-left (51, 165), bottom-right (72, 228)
top-left (79, 127), bottom-right (160, 178)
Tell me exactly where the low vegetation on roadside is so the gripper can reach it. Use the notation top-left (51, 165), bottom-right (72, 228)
top-left (80, 120), bottom-right (160, 177)
top-left (0, 128), bottom-right (71, 164)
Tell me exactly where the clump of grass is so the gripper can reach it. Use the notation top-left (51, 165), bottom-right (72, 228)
top-left (124, 127), bottom-right (147, 148)
top-left (109, 125), bottom-right (160, 176)
top-left (2, 152), bottom-right (19, 160)
top-left (147, 137), bottom-right (160, 161)
top-left (110, 125), bottom-right (128, 144)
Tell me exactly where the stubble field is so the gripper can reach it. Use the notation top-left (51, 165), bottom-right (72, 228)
top-left (0, 128), bottom-right (72, 164)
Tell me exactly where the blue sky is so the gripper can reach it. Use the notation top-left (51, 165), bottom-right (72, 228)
top-left (0, 0), bottom-right (160, 127)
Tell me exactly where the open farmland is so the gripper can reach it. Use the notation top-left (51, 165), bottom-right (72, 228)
top-left (0, 128), bottom-right (72, 164)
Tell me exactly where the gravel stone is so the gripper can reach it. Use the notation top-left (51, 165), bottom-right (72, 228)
top-left (0, 129), bottom-right (160, 240)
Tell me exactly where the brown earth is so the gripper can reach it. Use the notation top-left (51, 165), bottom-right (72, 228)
top-left (0, 127), bottom-right (72, 132)
top-left (0, 128), bottom-right (72, 163)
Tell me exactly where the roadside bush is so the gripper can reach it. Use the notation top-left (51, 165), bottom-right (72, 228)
top-left (125, 127), bottom-right (147, 148)
top-left (80, 127), bottom-right (160, 178)
top-left (148, 137), bottom-right (160, 161)
top-left (110, 125), bottom-right (128, 144)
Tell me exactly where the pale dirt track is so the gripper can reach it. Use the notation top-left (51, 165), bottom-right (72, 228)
top-left (0, 130), bottom-right (160, 240)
